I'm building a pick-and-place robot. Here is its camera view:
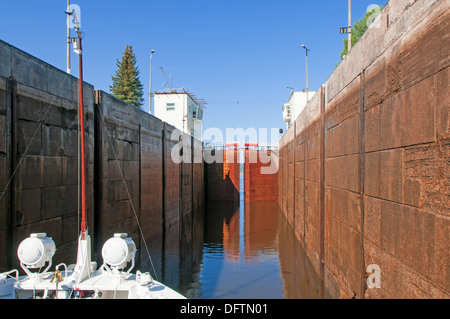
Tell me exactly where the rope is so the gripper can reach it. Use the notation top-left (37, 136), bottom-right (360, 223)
top-left (0, 59), bottom-right (159, 284)
top-left (95, 102), bottom-right (159, 282)
top-left (0, 75), bottom-right (68, 202)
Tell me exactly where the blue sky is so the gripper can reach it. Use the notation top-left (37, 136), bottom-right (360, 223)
top-left (0, 0), bottom-right (388, 143)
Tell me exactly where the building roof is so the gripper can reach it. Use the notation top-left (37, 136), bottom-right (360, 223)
top-left (154, 88), bottom-right (207, 109)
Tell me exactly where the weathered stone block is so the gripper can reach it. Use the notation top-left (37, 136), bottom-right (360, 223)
top-left (12, 49), bottom-right (47, 92)
top-left (60, 107), bottom-right (78, 129)
top-left (15, 188), bottom-right (41, 225)
top-left (325, 154), bottom-right (360, 193)
top-left (41, 156), bottom-right (63, 188)
top-left (401, 76), bottom-right (435, 147)
top-left (365, 148), bottom-right (404, 203)
top-left (41, 185), bottom-right (78, 219)
top-left (107, 138), bottom-right (134, 161)
top-left (0, 156), bottom-right (7, 192)
top-left (326, 115), bottom-right (360, 157)
top-left (364, 152), bottom-right (381, 198)
top-left (326, 187), bottom-right (361, 233)
top-left (62, 156), bottom-right (78, 186)
top-left (380, 95), bottom-right (402, 150)
top-left (380, 200), bottom-right (438, 280)
top-left (379, 148), bottom-right (404, 203)
top-left (403, 178), bottom-right (421, 207)
top-left (107, 159), bottom-right (123, 182)
top-left (400, 5), bottom-right (449, 90)
top-left (60, 214), bottom-right (79, 247)
top-left (113, 180), bottom-right (134, 202)
top-left (435, 67), bottom-right (449, 139)
top-left (18, 96), bottom-right (62, 127)
top-left (0, 41), bottom-right (11, 78)
top-left (403, 143), bottom-right (449, 216)
top-left (17, 120), bottom-right (41, 156)
top-left (0, 115), bottom-right (6, 154)
top-left (364, 195), bottom-right (382, 245)
top-left (411, 208), bottom-right (436, 278)
top-left (434, 216), bottom-right (450, 291)
top-left (42, 124), bottom-right (64, 156)
top-left (47, 66), bottom-right (73, 101)
top-left (15, 156), bottom-right (41, 190)
top-left (380, 200), bottom-right (401, 256)
top-left (0, 86), bottom-right (6, 113)
top-left (365, 104), bottom-right (381, 152)
top-left (123, 161), bottom-right (139, 179)
top-left (62, 128), bottom-right (78, 157)
top-left (306, 158), bottom-right (320, 183)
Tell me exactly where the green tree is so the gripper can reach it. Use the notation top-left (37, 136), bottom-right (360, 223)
top-left (339, 7), bottom-right (382, 60)
top-left (110, 45), bottom-right (144, 109)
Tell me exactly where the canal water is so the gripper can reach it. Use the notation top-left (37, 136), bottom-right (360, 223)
top-left (172, 171), bottom-right (329, 299)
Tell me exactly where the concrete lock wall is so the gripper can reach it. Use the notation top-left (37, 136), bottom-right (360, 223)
top-left (278, 0), bottom-right (449, 298)
top-left (244, 149), bottom-right (278, 202)
top-left (204, 147), bottom-right (278, 203)
top-left (0, 39), bottom-right (204, 283)
top-left (204, 149), bottom-right (240, 202)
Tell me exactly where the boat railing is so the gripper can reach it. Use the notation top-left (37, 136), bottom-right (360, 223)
top-left (0, 269), bottom-right (19, 283)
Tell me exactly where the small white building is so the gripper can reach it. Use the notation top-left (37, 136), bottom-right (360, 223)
top-left (282, 90), bottom-right (315, 129)
top-left (154, 89), bottom-right (205, 141)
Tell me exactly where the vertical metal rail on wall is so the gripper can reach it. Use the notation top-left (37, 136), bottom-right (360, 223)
top-left (293, 121), bottom-right (296, 230)
top-left (138, 123), bottom-right (142, 266)
top-left (191, 135), bottom-right (195, 240)
top-left (359, 71), bottom-right (367, 298)
top-left (303, 124), bottom-right (307, 246)
top-left (178, 133), bottom-right (183, 250)
top-left (6, 77), bottom-right (16, 270)
top-left (93, 91), bottom-right (103, 258)
top-left (319, 86), bottom-right (326, 282)
top-left (160, 121), bottom-right (166, 282)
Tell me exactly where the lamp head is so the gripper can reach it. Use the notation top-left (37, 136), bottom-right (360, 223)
top-left (17, 233), bottom-right (56, 269)
top-left (102, 233), bottom-right (136, 270)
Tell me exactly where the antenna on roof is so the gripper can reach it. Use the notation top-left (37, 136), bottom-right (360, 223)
top-left (159, 67), bottom-right (171, 91)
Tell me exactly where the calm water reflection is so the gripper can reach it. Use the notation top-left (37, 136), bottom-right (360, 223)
top-left (173, 190), bottom-right (329, 299)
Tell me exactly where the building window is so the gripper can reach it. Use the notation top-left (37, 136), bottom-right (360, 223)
top-left (166, 103), bottom-right (175, 111)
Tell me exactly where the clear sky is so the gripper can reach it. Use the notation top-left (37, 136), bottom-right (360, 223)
top-left (0, 0), bottom-right (388, 144)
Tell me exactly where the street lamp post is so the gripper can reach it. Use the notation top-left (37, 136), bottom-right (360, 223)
top-left (66, 0), bottom-right (71, 74)
top-left (301, 44), bottom-right (310, 105)
top-left (149, 50), bottom-right (155, 114)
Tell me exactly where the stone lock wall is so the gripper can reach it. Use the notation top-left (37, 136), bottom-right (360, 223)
top-left (278, 0), bottom-right (449, 298)
top-left (0, 39), bottom-right (204, 285)
top-left (244, 149), bottom-right (278, 202)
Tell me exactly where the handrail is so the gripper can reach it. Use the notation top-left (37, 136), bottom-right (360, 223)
top-left (0, 269), bottom-right (19, 282)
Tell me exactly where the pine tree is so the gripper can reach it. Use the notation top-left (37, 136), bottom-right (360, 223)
top-left (110, 45), bottom-right (144, 109)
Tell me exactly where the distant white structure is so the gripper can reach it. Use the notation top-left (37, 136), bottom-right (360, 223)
top-left (154, 89), bottom-right (205, 141)
top-left (282, 90), bottom-right (315, 129)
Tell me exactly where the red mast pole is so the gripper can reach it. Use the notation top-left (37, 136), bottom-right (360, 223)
top-left (77, 33), bottom-right (87, 239)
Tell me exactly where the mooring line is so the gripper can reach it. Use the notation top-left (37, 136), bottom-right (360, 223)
top-left (95, 100), bottom-right (159, 282)
top-left (0, 74), bottom-right (69, 203)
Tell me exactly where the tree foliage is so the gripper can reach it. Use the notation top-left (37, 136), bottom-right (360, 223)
top-left (339, 7), bottom-right (382, 60)
top-left (110, 45), bottom-right (144, 109)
